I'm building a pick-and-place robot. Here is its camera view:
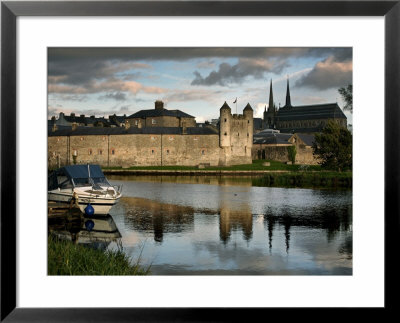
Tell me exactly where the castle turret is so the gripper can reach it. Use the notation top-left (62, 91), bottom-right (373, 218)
top-left (219, 102), bottom-right (231, 148)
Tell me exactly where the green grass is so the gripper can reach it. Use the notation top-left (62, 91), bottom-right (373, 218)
top-left (48, 236), bottom-right (150, 275)
top-left (252, 171), bottom-right (352, 189)
top-left (103, 160), bottom-right (323, 172)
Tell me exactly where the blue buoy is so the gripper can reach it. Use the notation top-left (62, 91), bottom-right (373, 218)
top-left (85, 203), bottom-right (94, 216)
top-left (85, 220), bottom-right (95, 232)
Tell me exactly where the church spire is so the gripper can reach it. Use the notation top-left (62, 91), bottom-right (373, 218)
top-left (285, 76), bottom-right (292, 108)
top-left (268, 79), bottom-right (274, 112)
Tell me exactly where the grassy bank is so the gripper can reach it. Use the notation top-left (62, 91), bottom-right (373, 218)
top-left (103, 160), bottom-right (324, 172)
top-left (48, 236), bottom-right (150, 275)
top-left (252, 171), bottom-right (352, 189)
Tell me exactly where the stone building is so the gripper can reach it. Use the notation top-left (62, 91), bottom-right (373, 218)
top-left (263, 79), bottom-right (347, 133)
top-left (48, 102), bottom-right (253, 168)
top-left (49, 112), bottom-right (127, 128)
top-left (125, 100), bottom-right (196, 129)
top-left (252, 130), bottom-right (318, 164)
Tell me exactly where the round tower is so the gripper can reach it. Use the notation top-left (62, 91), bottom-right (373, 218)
top-left (243, 103), bottom-right (254, 151)
top-left (219, 102), bottom-right (232, 148)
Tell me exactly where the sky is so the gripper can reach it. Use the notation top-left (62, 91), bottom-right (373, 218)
top-left (48, 47), bottom-right (353, 124)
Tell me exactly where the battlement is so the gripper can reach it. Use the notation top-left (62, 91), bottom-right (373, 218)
top-left (232, 114), bottom-right (247, 120)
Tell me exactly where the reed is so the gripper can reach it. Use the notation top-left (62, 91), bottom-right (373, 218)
top-left (48, 236), bottom-right (150, 275)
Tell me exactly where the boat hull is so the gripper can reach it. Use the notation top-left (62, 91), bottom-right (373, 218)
top-left (48, 191), bottom-right (120, 215)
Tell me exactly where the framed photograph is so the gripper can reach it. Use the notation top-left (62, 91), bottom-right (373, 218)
top-left (1, 0), bottom-right (399, 321)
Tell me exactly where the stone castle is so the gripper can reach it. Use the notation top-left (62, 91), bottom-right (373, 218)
top-left (48, 101), bottom-right (254, 168)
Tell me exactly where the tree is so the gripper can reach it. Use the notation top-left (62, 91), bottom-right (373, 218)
top-left (338, 84), bottom-right (352, 113)
top-left (312, 121), bottom-right (352, 171)
top-left (287, 145), bottom-right (297, 164)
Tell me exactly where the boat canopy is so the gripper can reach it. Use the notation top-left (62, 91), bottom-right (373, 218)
top-left (48, 165), bottom-right (108, 190)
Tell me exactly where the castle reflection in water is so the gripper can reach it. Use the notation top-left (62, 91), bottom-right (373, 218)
top-left (120, 195), bottom-right (352, 255)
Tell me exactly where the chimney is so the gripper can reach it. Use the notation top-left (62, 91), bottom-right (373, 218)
top-left (80, 114), bottom-right (85, 118)
top-left (59, 112), bottom-right (65, 119)
top-left (155, 100), bottom-right (164, 111)
top-left (71, 113), bottom-right (75, 117)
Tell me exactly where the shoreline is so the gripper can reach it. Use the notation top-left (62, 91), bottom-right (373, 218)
top-left (103, 169), bottom-right (294, 176)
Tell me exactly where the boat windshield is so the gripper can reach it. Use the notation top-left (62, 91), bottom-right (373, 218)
top-left (48, 165), bottom-right (109, 190)
top-left (73, 177), bottom-right (110, 187)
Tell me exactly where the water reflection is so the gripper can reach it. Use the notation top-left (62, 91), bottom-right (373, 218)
top-left (107, 176), bottom-right (352, 275)
top-left (49, 214), bottom-right (121, 250)
top-left (121, 197), bottom-right (195, 243)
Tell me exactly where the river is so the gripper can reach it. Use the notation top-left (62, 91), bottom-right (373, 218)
top-left (105, 175), bottom-right (352, 275)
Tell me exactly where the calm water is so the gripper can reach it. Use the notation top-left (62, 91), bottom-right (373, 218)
top-left (104, 175), bottom-right (352, 275)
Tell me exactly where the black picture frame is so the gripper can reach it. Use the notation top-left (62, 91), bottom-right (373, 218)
top-left (1, 1), bottom-right (399, 321)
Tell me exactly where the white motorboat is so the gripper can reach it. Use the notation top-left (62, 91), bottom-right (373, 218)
top-left (48, 164), bottom-right (122, 215)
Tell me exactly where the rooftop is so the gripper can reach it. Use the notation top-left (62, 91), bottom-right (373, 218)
top-left (277, 103), bottom-right (346, 121)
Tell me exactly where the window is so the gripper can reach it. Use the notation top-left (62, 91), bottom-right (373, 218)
top-left (88, 149), bottom-right (92, 155)
top-left (151, 149), bottom-right (155, 154)
top-left (201, 150), bottom-right (205, 155)
top-left (135, 120), bottom-right (138, 125)
top-left (224, 118), bottom-right (227, 122)
top-left (98, 149), bottom-right (102, 155)
top-left (152, 119), bottom-right (157, 125)
top-left (111, 149), bottom-right (115, 155)
top-left (224, 132), bottom-right (227, 136)
top-left (166, 150), bottom-right (170, 155)
top-left (238, 133), bottom-right (240, 136)
top-left (247, 133), bottom-right (249, 137)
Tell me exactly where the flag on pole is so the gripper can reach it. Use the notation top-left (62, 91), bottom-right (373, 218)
top-left (233, 98), bottom-right (237, 104)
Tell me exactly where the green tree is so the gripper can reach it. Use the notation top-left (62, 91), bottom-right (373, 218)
top-left (287, 145), bottom-right (297, 164)
top-left (312, 121), bottom-right (352, 171)
top-left (338, 84), bottom-right (352, 113)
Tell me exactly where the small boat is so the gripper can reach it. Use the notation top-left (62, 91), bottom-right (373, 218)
top-left (48, 164), bottom-right (122, 215)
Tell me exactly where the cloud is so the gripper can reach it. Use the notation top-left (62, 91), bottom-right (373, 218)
top-left (191, 58), bottom-right (286, 86)
top-left (48, 78), bottom-right (167, 96)
top-left (196, 60), bottom-right (216, 69)
top-left (295, 54), bottom-right (353, 90)
top-left (255, 103), bottom-right (267, 118)
top-left (49, 47), bottom-right (352, 62)
top-left (99, 92), bottom-right (127, 101)
top-left (164, 88), bottom-right (233, 105)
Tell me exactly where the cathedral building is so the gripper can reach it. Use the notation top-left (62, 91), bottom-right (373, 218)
top-left (264, 78), bottom-right (347, 133)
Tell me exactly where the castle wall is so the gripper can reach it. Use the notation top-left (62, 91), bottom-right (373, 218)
top-left (48, 133), bottom-right (221, 168)
top-left (48, 103), bottom-right (254, 168)
top-left (48, 136), bottom-right (69, 167)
